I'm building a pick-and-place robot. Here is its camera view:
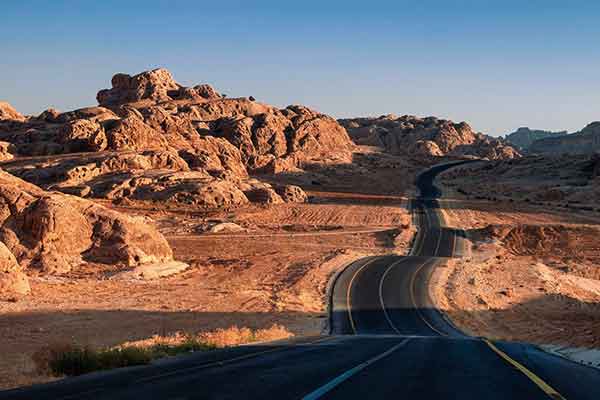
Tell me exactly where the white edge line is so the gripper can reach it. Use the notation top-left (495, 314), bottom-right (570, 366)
top-left (378, 258), bottom-right (411, 334)
top-left (346, 258), bottom-right (381, 334)
top-left (301, 339), bottom-right (410, 400)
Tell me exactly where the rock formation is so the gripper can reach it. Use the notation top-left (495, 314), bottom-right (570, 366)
top-left (0, 168), bottom-right (174, 296)
top-left (529, 122), bottom-right (600, 155)
top-left (0, 102), bottom-right (25, 122)
top-left (0, 241), bottom-right (30, 298)
top-left (441, 153), bottom-right (600, 206)
top-left (503, 127), bottom-right (567, 151)
top-left (339, 115), bottom-right (519, 160)
top-left (0, 68), bottom-right (351, 206)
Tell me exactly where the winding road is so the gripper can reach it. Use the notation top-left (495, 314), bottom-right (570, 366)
top-left (2, 161), bottom-right (599, 399)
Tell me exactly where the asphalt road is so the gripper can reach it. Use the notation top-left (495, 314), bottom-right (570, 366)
top-left (3, 160), bottom-right (599, 399)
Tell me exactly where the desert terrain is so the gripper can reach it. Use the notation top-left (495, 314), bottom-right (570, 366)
top-left (433, 159), bottom-right (600, 348)
top-left (0, 70), bottom-right (429, 388)
top-left (1, 69), bottom-right (599, 389)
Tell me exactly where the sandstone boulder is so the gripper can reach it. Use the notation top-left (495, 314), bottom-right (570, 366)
top-left (57, 119), bottom-right (108, 152)
top-left (179, 136), bottom-right (247, 178)
top-left (0, 241), bottom-right (30, 298)
top-left (0, 102), bottom-right (25, 122)
top-left (0, 142), bottom-right (15, 161)
top-left (243, 187), bottom-right (284, 204)
top-left (0, 169), bottom-right (173, 277)
top-left (97, 68), bottom-right (223, 109)
top-left (97, 68), bottom-right (181, 108)
top-left (105, 110), bottom-right (168, 151)
top-left (274, 184), bottom-right (308, 203)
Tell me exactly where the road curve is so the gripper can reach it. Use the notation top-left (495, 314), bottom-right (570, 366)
top-left (2, 161), bottom-right (600, 400)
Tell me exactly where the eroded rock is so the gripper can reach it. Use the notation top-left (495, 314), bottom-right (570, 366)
top-left (0, 169), bottom-right (173, 279)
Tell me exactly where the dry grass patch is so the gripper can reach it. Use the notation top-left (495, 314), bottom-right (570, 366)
top-left (33, 324), bottom-right (293, 378)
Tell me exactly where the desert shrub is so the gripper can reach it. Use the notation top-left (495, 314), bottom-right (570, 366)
top-left (33, 343), bottom-right (152, 377)
top-left (33, 324), bottom-right (292, 377)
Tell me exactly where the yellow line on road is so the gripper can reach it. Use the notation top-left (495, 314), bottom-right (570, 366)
top-left (346, 258), bottom-right (381, 334)
top-left (483, 339), bottom-right (566, 400)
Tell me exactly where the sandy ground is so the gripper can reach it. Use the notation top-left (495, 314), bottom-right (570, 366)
top-left (0, 148), bottom-right (418, 389)
top-left (433, 178), bottom-right (600, 348)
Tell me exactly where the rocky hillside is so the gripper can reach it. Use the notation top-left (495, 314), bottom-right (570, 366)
top-left (339, 114), bottom-right (519, 160)
top-left (0, 68), bottom-right (353, 207)
top-left (441, 153), bottom-right (600, 208)
top-left (529, 122), bottom-right (600, 155)
top-left (0, 169), bottom-right (174, 299)
top-left (504, 127), bottom-right (567, 151)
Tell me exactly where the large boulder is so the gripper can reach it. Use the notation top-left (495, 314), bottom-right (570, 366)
top-left (0, 102), bottom-right (25, 122)
top-left (0, 241), bottom-right (30, 298)
top-left (0, 169), bottom-right (174, 278)
top-left (274, 184), bottom-right (308, 203)
top-left (105, 109), bottom-right (168, 151)
top-left (0, 142), bottom-right (15, 161)
top-left (57, 119), bottom-right (108, 152)
top-left (97, 68), bottom-right (181, 108)
top-left (97, 68), bottom-right (222, 108)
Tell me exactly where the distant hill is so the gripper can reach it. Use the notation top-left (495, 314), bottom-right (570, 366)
top-left (339, 114), bottom-right (520, 160)
top-left (504, 127), bottom-right (567, 150)
top-left (529, 122), bottom-right (600, 155)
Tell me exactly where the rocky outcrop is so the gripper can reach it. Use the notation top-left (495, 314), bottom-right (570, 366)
top-left (339, 115), bottom-right (519, 160)
top-left (0, 102), bottom-right (25, 122)
top-left (97, 68), bottom-right (221, 108)
top-left (0, 241), bottom-right (30, 298)
top-left (504, 127), bottom-right (567, 151)
top-left (0, 169), bottom-right (174, 292)
top-left (274, 184), bottom-right (308, 203)
top-left (0, 142), bottom-right (14, 161)
top-left (529, 122), bottom-right (600, 155)
top-left (0, 68), bottom-right (352, 209)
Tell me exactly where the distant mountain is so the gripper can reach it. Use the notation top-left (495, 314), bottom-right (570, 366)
top-left (529, 122), bottom-right (600, 155)
top-left (504, 127), bottom-right (567, 150)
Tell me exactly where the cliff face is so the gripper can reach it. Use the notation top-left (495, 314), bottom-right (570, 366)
top-left (529, 122), bottom-right (600, 155)
top-left (504, 127), bottom-right (567, 150)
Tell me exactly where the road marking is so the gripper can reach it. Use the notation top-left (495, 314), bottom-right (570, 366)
top-left (409, 259), bottom-right (448, 336)
top-left (135, 336), bottom-right (336, 384)
top-left (301, 339), bottom-right (411, 400)
top-left (378, 258), bottom-right (411, 334)
top-left (423, 204), bottom-right (432, 228)
top-left (410, 204), bottom-right (428, 256)
top-left (450, 228), bottom-right (457, 257)
top-left (346, 257), bottom-right (382, 334)
top-left (483, 339), bottom-right (567, 400)
top-left (434, 226), bottom-right (443, 256)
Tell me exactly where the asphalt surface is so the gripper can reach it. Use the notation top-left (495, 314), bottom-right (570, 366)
top-left (3, 160), bottom-right (600, 399)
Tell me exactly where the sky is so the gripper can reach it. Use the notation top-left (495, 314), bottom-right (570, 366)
top-left (1, 0), bottom-right (599, 136)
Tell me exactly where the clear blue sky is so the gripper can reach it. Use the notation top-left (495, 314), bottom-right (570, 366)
top-left (1, 0), bottom-right (599, 136)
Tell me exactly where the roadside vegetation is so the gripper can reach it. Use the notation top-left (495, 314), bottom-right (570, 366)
top-left (33, 325), bottom-right (292, 377)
